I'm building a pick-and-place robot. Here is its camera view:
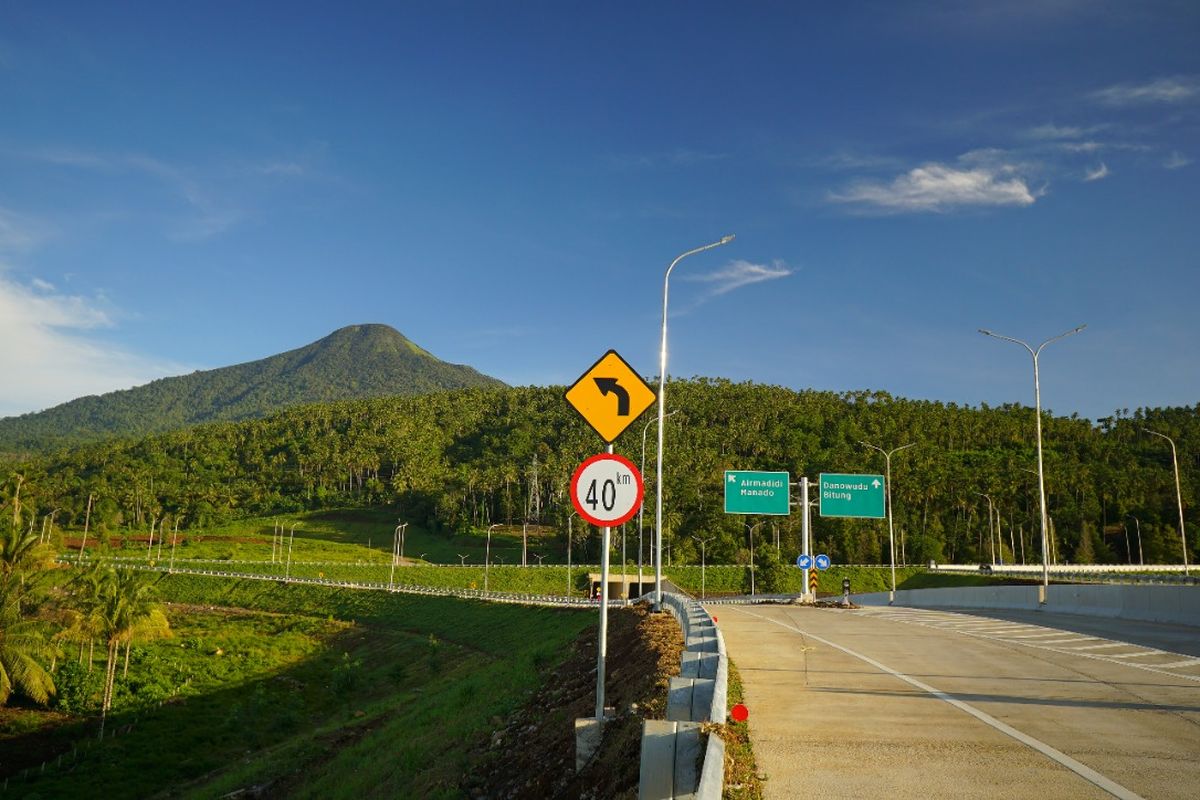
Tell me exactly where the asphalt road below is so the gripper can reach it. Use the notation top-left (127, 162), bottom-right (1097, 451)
top-left (711, 603), bottom-right (1200, 799)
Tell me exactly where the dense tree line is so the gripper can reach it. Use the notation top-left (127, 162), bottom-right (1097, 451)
top-left (1, 381), bottom-right (1195, 569)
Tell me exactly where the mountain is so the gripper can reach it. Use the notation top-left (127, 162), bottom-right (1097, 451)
top-left (0, 324), bottom-right (505, 454)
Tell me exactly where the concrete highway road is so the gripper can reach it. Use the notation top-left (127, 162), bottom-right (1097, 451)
top-left (712, 603), bottom-right (1200, 799)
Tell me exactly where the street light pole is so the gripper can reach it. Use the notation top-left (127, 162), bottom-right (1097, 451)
top-left (860, 441), bottom-right (916, 604)
top-left (975, 492), bottom-right (996, 565)
top-left (655, 235), bottom-right (735, 610)
top-left (690, 534), bottom-right (715, 600)
top-left (1126, 514), bottom-right (1144, 566)
top-left (745, 521), bottom-right (764, 596)
top-left (639, 410), bottom-right (677, 602)
top-left (486, 523), bottom-right (501, 592)
top-left (980, 324), bottom-right (1085, 600)
top-left (1144, 428), bottom-right (1190, 576)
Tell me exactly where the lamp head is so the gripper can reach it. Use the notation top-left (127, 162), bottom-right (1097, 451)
top-left (720, 234), bottom-right (736, 244)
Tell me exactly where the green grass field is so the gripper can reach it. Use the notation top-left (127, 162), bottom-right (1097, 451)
top-left (5, 575), bottom-right (592, 799)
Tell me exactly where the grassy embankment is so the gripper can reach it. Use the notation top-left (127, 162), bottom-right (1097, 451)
top-left (3, 575), bottom-right (591, 799)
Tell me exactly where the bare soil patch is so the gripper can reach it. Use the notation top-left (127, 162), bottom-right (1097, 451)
top-left (463, 603), bottom-right (683, 800)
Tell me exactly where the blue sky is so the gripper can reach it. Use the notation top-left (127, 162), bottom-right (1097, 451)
top-left (1, 1), bottom-right (1197, 420)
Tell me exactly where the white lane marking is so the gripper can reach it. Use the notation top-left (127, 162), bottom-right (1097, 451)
top-left (1070, 643), bottom-right (1133, 651)
top-left (1105, 651), bottom-right (1167, 659)
top-left (856, 607), bottom-right (1200, 683)
top-left (730, 607), bottom-right (1146, 800)
top-left (1007, 632), bottom-right (1078, 639)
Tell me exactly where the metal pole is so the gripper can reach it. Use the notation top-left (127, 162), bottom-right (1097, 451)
top-left (860, 442), bottom-right (915, 604)
top-left (286, 524), bottom-right (296, 580)
top-left (655, 235), bottom-right (735, 610)
top-left (1144, 429), bottom-right (1189, 575)
top-left (596, 442), bottom-right (614, 722)
top-left (980, 324), bottom-right (1085, 602)
top-left (567, 515), bottom-right (572, 597)
top-left (1128, 515), bottom-right (1143, 566)
top-left (745, 521), bottom-right (763, 596)
top-left (802, 477), bottom-right (811, 602)
top-left (486, 523), bottom-right (500, 593)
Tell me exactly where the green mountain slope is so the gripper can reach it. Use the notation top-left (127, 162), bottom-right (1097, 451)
top-left (0, 324), bottom-right (504, 452)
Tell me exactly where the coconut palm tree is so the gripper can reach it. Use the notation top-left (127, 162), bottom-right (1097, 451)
top-left (94, 568), bottom-right (169, 736)
top-left (0, 575), bottom-right (56, 706)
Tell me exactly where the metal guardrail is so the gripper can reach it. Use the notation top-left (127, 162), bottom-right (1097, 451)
top-left (639, 592), bottom-right (727, 800)
top-left (56, 557), bottom-right (614, 608)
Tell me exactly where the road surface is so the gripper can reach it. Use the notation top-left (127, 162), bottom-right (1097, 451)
top-left (712, 603), bottom-right (1200, 799)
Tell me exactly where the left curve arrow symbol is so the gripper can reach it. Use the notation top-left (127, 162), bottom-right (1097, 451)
top-left (593, 377), bottom-right (630, 416)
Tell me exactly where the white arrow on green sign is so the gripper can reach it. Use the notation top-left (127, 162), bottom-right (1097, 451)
top-left (819, 473), bottom-right (885, 518)
top-left (724, 470), bottom-right (790, 515)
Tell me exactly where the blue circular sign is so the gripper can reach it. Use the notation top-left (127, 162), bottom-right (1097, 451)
top-left (815, 554), bottom-right (831, 570)
top-left (796, 554), bottom-right (813, 569)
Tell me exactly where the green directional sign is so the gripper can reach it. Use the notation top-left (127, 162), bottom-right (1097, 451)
top-left (724, 470), bottom-right (790, 515)
top-left (819, 473), bottom-right (885, 519)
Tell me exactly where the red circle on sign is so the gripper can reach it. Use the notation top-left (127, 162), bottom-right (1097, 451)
top-left (570, 453), bottom-right (644, 528)
top-left (731, 703), bottom-right (749, 722)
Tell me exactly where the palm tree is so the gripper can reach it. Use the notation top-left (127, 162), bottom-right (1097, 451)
top-left (94, 568), bottom-right (169, 736)
top-left (0, 575), bottom-right (56, 706)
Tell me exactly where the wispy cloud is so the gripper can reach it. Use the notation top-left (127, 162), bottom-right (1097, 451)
top-left (0, 207), bottom-right (50, 253)
top-left (1083, 162), bottom-right (1110, 182)
top-left (829, 159), bottom-right (1038, 213)
top-left (16, 146), bottom-right (243, 240)
top-left (1023, 123), bottom-right (1108, 141)
top-left (681, 259), bottom-right (792, 296)
top-left (1091, 75), bottom-right (1200, 106)
top-left (1164, 151), bottom-right (1192, 169)
top-left (607, 149), bottom-right (727, 169)
top-left (0, 274), bottom-right (186, 417)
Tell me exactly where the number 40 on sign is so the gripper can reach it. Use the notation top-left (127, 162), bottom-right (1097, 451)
top-left (570, 453), bottom-right (644, 528)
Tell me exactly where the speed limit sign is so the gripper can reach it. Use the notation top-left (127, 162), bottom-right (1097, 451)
top-left (570, 453), bottom-right (644, 527)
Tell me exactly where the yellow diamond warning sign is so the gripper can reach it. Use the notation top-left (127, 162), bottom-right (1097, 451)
top-left (564, 350), bottom-right (657, 444)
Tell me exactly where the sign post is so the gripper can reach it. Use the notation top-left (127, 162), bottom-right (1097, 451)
top-left (565, 350), bottom-right (653, 760)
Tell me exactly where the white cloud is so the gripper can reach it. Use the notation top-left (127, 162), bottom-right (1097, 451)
top-left (682, 259), bottom-right (792, 296)
top-left (0, 275), bottom-right (186, 416)
top-left (1083, 163), bottom-right (1110, 182)
top-left (829, 162), bottom-right (1038, 213)
top-left (1164, 151), bottom-right (1192, 169)
top-left (1091, 75), bottom-right (1200, 106)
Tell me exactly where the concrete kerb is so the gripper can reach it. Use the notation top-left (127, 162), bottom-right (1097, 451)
top-left (639, 592), bottom-right (728, 799)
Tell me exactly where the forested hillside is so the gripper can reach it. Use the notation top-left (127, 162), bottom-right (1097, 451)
top-left (1, 381), bottom-right (1195, 567)
top-left (0, 324), bottom-right (504, 454)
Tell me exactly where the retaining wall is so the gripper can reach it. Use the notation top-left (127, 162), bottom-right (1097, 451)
top-left (639, 593), bottom-right (728, 800)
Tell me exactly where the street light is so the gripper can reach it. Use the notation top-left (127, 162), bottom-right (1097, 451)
top-left (1126, 514), bottom-right (1143, 566)
top-left (979, 324), bottom-right (1085, 599)
top-left (690, 534), bottom-right (715, 600)
top-left (745, 521), bottom-right (764, 596)
top-left (655, 235), bottom-right (735, 609)
top-left (390, 522), bottom-right (408, 591)
top-left (457, 553), bottom-right (469, 566)
top-left (860, 441), bottom-right (916, 604)
top-left (975, 492), bottom-right (996, 565)
top-left (1143, 428), bottom-right (1190, 576)
top-left (486, 523), bottom-right (501, 592)
top-left (639, 410), bottom-right (677, 601)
